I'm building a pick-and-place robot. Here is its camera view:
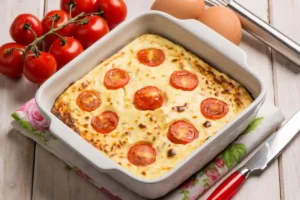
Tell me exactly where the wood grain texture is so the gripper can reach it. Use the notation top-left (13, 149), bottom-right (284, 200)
top-left (0, 0), bottom-right (42, 200)
top-left (201, 0), bottom-right (281, 199)
top-left (31, 1), bottom-right (110, 200)
top-left (4, 0), bottom-right (299, 199)
top-left (271, 0), bottom-right (300, 199)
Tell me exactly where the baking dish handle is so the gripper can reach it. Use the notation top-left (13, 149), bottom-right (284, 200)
top-left (176, 18), bottom-right (250, 70)
top-left (49, 118), bottom-right (117, 171)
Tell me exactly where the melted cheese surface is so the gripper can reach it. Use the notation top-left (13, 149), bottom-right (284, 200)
top-left (52, 34), bottom-right (253, 179)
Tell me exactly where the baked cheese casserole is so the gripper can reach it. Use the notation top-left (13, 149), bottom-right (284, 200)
top-left (52, 34), bottom-right (253, 179)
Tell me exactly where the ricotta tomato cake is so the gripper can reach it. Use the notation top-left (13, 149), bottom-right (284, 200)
top-left (51, 34), bottom-right (253, 179)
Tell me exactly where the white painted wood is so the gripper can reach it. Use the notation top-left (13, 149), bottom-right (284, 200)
top-left (31, 1), bottom-right (110, 200)
top-left (5, 0), bottom-right (299, 199)
top-left (32, 0), bottom-right (281, 200)
top-left (202, 0), bottom-right (281, 199)
top-left (0, 0), bottom-right (42, 200)
top-left (271, 0), bottom-right (300, 199)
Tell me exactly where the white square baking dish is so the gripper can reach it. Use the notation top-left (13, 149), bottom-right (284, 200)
top-left (36, 11), bottom-right (266, 199)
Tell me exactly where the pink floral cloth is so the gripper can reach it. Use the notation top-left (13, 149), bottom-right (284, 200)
top-left (17, 99), bottom-right (49, 130)
top-left (12, 99), bottom-right (284, 200)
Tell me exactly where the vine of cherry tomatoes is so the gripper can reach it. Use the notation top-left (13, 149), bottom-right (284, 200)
top-left (0, 0), bottom-right (127, 84)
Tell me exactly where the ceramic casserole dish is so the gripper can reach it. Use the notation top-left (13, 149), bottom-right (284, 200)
top-left (36, 11), bottom-right (266, 199)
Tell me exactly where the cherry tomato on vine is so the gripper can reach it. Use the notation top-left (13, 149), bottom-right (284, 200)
top-left (24, 52), bottom-right (57, 84)
top-left (96, 0), bottom-right (127, 29)
top-left (10, 14), bottom-right (43, 46)
top-left (0, 43), bottom-right (25, 79)
top-left (60, 0), bottom-right (98, 17)
top-left (72, 15), bottom-right (109, 49)
top-left (42, 10), bottom-right (73, 44)
top-left (49, 37), bottom-right (83, 69)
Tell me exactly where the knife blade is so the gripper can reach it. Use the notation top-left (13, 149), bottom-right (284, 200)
top-left (207, 109), bottom-right (300, 200)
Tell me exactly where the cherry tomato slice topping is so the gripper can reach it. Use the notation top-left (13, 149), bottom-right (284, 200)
top-left (168, 121), bottom-right (199, 144)
top-left (104, 68), bottom-right (130, 90)
top-left (137, 48), bottom-right (165, 67)
top-left (170, 70), bottom-right (199, 91)
top-left (128, 142), bottom-right (156, 166)
top-left (201, 98), bottom-right (229, 120)
top-left (91, 111), bottom-right (119, 134)
top-left (76, 90), bottom-right (101, 112)
top-left (133, 86), bottom-right (164, 110)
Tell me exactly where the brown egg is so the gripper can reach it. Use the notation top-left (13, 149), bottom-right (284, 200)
top-left (198, 6), bottom-right (242, 45)
top-left (151, 0), bottom-right (205, 20)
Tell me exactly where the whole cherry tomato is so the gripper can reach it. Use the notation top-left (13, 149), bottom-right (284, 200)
top-left (49, 37), bottom-right (83, 69)
top-left (42, 10), bottom-right (73, 44)
top-left (10, 14), bottom-right (43, 46)
top-left (60, 0), bottom-right (98, 17)
top-left (72, 15), bottom-right (109, 49)
top-left (96, 0), bottom-right (127, 29)
top-left (24, 52), bottom-right (57, 84)
top-left (0, 43), bottom-right (25, 79)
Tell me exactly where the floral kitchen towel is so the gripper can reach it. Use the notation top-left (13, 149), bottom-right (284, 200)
top-left (11, 99), bottom-right (284, 200)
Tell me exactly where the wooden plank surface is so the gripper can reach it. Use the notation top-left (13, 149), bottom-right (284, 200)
top-left (2, 0), bottom-right (299, 199)
top-left (202, 0), bottom-right (281, 199)
top-left (0, 0), bottom-right (42, 200)
top-left (271, 0), bottom-right (300, 199)
top-left (31, 1), bottom-right (110, 200)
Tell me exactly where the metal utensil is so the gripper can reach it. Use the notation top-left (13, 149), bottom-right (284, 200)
top-left (207, 109), bottom-right (300, 200)
top-left (205, 0), bottom-right (300, 66)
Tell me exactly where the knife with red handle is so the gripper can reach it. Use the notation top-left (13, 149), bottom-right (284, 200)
top-left (207, 109), bottom-right (300, 200)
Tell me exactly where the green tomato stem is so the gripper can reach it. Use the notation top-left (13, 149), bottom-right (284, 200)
top-left (23, 10), bottom-right (103, 58)
top-left (23, 23), bottom-right (38, 40)
top-left (5, 48), bottom-right (25, 55)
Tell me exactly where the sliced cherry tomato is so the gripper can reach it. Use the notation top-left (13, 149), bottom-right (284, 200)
top-left (49, 37), bottom-right (84, 69)
top-left (9, 14), bottom-right (43, 46)
top-left (137, 48), bottom-right (165, 67)
top-left (133, 86), bottom-right (164, 110)
top-left (201, 98), bottom-right (229, 120)
top-left (96, 0), bottom-right (127, 29)
top-left (23, 52), bottom-right (57, 84)
top-left (0, 43), bottom-right (25, 79)
top-left (91, 111), bottom-right (119, 134)
top-left (60, 0), bottom-right (98, 17)
top-left (76, 90), bottom-right (101, 111)
top-left (73, 15), bottom-right (109, 49)
top-left (42, 10), bottom-right (74, 44)
top-left (168, 121), bottom-right (199, 145)
top-left (104, 68), bottom-right (130, 90)
top-left (170, 70), bottom-right (199, 91)
top-left (127, 142), bottom-right (156, 166)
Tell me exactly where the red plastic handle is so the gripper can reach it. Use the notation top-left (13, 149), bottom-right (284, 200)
top-left (207, 171), bottom-right (246, 200)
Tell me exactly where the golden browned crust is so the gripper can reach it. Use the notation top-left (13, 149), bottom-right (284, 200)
top-left (51, 34), bottom-right (253, 179)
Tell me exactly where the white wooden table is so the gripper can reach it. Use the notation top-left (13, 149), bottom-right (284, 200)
top-left (0, 0), bottom-right (299, 199)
